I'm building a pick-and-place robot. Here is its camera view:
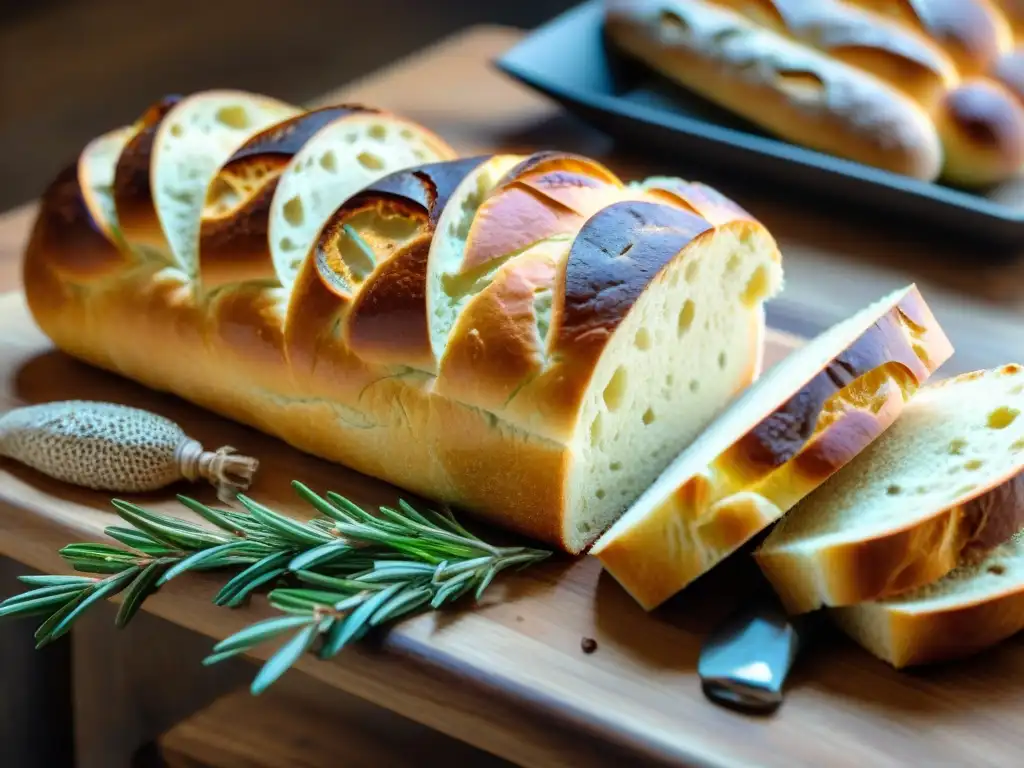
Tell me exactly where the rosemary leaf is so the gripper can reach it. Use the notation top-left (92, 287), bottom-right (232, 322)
top-left (0, 590), bottom-right (86, 619)
top-left (111, 500), bottom-right (215, 532)
top-left (115, 561), bottom-right (168, 628)
top-left (395, 499), bottom-right (435, 528)
top-left (103, 526), bottom-right (174, 555)
top-left (236, 496), bottom-right (334, 547)
top-left (0, 582), bottom-right (92, 607)
top-left (251, 620), bottom-right (322, 695)
top-left (35, 567), bottom-right (140, 648)
top-left (287, 540), bottom-right (353, 573)
top-left (175, 496), bottom-right (263, 538)
top-left (17, 575), bottom-right (97, 587)
top-left (430, 570), bottom-right (476, 609)
top-left (210, 614), bottom-right (317, 656)
top-left (320, 582), bottom-right (404, 659)
top-left (293, 571), bottom-right (386, 592)
top-left (112, 502), bottom-right (232, 550)
top-left (290, 483), bottom-right (358, 524)
top-left (370, 584), bottom-right (432, 625)
top-left (157, 541), bottom-right (252, 586)
top-left (474, 563), bottom-right (500, 602)
top-left (212, 551), bottom-right (295, 608)
top-left (267, 589), bottom-right (346, 614)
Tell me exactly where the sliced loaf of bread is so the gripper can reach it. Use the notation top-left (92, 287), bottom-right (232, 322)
top-left (831, 530), bottom-right (1024, 668)
top-left (757, 365), bottom-right (1024, 614)
top-left (589, 284), bottom-right (953, 610)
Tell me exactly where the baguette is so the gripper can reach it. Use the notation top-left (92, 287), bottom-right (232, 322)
top-left (590, 284), bottom-right (953, 610)
top-left (831, 529), bottom-right (1024, 668)
top-left (604, 0), bottom-right (944, 181)
top-left (22, 91), bottom-right (784, 553)
top-left (606, 0), bottom-right (1024, 186)
top-left (757, 365), bottom-right (1024, 614)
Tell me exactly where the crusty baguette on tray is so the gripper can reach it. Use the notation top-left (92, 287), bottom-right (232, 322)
top-left (22, 89), bottom-right (783, 554)
top-left (604, 0), bottom-right (1024, 187)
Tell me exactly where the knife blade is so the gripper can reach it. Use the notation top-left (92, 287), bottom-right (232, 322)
top-left (697, 591), bottom-right (820, 715)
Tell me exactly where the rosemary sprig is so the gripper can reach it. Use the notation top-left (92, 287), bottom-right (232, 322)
top-left (0, 482), bottom-right (551, 680)
top-left (205, 496), bottom-right (550, 693)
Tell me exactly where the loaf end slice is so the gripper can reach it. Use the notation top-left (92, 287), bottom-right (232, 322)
top-left (831, 530), bottom-right (1024, 668)
top-left (758, 364), bottom-right (1024, 614)
top-left (590, 284), bottom-right (952, 610)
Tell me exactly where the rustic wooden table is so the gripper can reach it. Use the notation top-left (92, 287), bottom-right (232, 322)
top-left (2, 24), bottom-right (1024, 768)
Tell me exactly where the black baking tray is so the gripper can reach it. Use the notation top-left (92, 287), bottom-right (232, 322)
top-left (495, 0), bottom-right (1024, 246)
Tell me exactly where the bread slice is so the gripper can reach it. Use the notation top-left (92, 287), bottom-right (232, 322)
top-left (284, 156), bottom-right (496, 378)
top-left (590, 285), bottom-right (953, 610)
top-left (149, 91), bottom-right (301, 278)
top-left (757, 364), bottom-right (1024, 614)
top-left (831, 530), bottom-right (1024, 668)
top-left (197, 105), bottom-right (375, 289)
top-left (267, 111), bottom-right (456, 291)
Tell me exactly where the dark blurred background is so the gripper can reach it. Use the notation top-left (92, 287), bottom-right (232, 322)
top-left (0, 0), bottom-right (575, 211)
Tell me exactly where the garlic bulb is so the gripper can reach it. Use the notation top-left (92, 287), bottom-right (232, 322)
top-left (0, 401), bottom-right (258, 502)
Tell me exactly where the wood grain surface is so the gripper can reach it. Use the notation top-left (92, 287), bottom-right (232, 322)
top-left (2, 23), bottom-right (1024, 768)
top-left (146, 668), bottom-right (510, 767)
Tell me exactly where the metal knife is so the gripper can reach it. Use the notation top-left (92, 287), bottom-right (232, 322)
top-left (697, 591), bottom-right (821, 715)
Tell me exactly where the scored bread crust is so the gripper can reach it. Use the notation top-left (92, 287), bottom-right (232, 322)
top-left (605, 0), bottom-right (944, 181)
top-left (756, 365), bottom-right (1024, 615)
top-left (605, 0), bottom-right (1024, 186)
top-left (23, 97), bottom-right (786, 553)
top-left (591, 286), bottom-right (954, 610)
top-left (112, 95), bottom-right (181, 256)
top-left (830, 532), bottom-right (1024, 668)
top-left (197, 105), bottom-right (374, 288)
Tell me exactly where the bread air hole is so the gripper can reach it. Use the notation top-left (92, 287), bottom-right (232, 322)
top-left (400, 128), bottom-right (414, 140)
top-left (948, 438), bottom-right (968, 456)
top-left (685, 260), bottom-right (699, 282)
top-left (603, 367), bottom-right (628, 412)
top-left (634, 328), bottom-right (652, 350)
top-left (610, 462), bottom-right (622, 472)
top-left (357, 152), bottom-right (385, 171)
top-left (169, 123), bottom-right (185, 138)
top-left (282, 196), bottom-right (304, 227)
top-left (678, 300), bottom-right (696, 336)
top-left (279, 236), bottom-right (299, 252)
top-left (658, 9), bottom-right (691, 35)
top-left (1011, 384), bottom-right (1024, 396)
top-left (742, 264), bottom-right (772, 307)
top-left (987, 406), bottom-right (1020, 430)
top-left (596, 489), bottom-right (606, 500)
top-left (717, 351), bottom-right (728, 370)
top-left (726, 253), bottom-right (742, 273)
top-left (886, 484), bottom-right (901, 496)
top-left (689, 379), bottom-right (700, 393)
top-left (1013, 438), bottom-right (1024, 452)
top-left (590, 413), bottom-right (603, 443)
top-left (643, 407), bottom-right (656, 425)
top-left (775, 70), bottom-right (826, 102)
top-left (988, 564), bottom-right (1007, 576)
top-left (965, 459), bottom-right (984, 471)
top-left (215, 106), bottom-right (251, 130)
top-left (369, 124), bottom-right (387, 140)
top-left (319, 151), bottom-right (338, 172)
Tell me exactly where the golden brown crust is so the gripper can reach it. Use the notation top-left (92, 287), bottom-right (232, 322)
top-left (593, 286), bottom-right (954, 610)
top-left (112, 95), bottom-right (181, 252)
top-left (550, 200), bottom-right (714, 372)
top-left (23, 164), bottom-right (132, 284)
top-left (605, 0), bottom-right (944, 181)
top-left (935, 79), bottom-right (1024, 186)
top-left (311, 157), bottom-right (492, 369)
top-left (762, 454), bottom-right (1024, 615)
top-left (831, 568), bottom-right (1024, 668)
top-left (844, 0), bottom-right (1012, 76)
top-left (198, 105), bottom-right (372, 288)
top-left (711, 0), bottom-right (958, 108)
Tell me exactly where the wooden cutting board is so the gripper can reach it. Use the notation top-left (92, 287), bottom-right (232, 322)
top-left (2, 288), bottom-right (1023, 768)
